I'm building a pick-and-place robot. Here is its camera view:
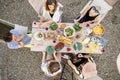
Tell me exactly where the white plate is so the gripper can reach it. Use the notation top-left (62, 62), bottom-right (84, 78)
top-left (64, 26), bottom-right (75, 38)
top-left (33, 31), bottom-right (44, 41)
top-left (83, 28), bottom-right (92, 35)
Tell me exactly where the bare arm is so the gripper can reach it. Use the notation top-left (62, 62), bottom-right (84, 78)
top-left (67, 60), bottom-right (80, 74)
top-left (42, 51), bottom-right (46, 63)
top-left (39, 16), bottom-right (45, 22)
top-left (16, 33), bottom-right (25, 42)
top-left (67, 60), bottom-right (76, 70)
top-left (44, 20), bottom-right (54, 24)
top-left (54, 52), bottom-right (61, 62)
top-left (92, 15), bottom-right (100, 23)
top-left (38, 20), bottom-right (54, 28)
top-left (75, 6), bottom-right (91, 22)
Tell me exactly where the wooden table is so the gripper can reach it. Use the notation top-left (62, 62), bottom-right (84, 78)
top-left (31, 21), bottom-right (105, 54)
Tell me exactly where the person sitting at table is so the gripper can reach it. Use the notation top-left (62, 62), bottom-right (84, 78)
top-left (3, 29), bottom-right (31, 49)
top-left (81, 62), bottom-right (103, 80)
top-left (39, 0), bottom-right (63, 28)
top-left (74, 6), bottom-right (100, 27)
top-left (62, 53), bottom-right (93, 75)
top-left (41, 51), bottom-right (62, 78)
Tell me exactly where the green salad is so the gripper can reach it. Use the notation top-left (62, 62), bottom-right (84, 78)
top-left (65, 28), bottom-right (73, 36)
top-left (73, 24), bottom-right (82, 32)
top-left (50, 22), bottom-right (58, 31)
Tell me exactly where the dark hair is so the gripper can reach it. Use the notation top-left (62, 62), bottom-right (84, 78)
top-left (90, 6), bottom-right (100, 15)
top-left (73, 57), bottom-right (88, 65)
top-left (3, 32), bottom-right (12, 42)
top-left (48, 61), bottom-right (60, 73)
top-left (77, 53), bottom-right (89, 56)
top-left (46, 0), bottom-right (58, 11)
top-left (73, 57), bottom-right (88, 72)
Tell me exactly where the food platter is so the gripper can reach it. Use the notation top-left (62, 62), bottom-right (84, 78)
top-left (64, 26), bottom-right (75, 38)
top-left (92, 24), bottom-right (104, 36)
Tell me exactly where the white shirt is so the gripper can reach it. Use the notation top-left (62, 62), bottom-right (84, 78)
top-left (42, 3), bottom-right (63, 22)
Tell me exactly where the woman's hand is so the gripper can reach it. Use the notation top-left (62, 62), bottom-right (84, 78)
top-left (19, 42), bottom-right (24, 48)
top-left (38, 23), bottom-right (46, 28)
top-left (62, 55), bottom-right (70, 59)
top-left (39, 16), bottom-right (45, 22)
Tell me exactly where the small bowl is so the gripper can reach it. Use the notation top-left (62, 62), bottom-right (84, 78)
top-left (64, 26), bottom-right (75, 38)
top-left (33, 31), bottom-right (44, 41)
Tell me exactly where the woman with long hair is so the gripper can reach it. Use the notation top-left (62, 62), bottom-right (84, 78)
top-left (62, 53), bottom-right (92, 74)
top-left (39, 0), bottom-right (63, 28)
top-left (74, 6), bottom-right (100, 27)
